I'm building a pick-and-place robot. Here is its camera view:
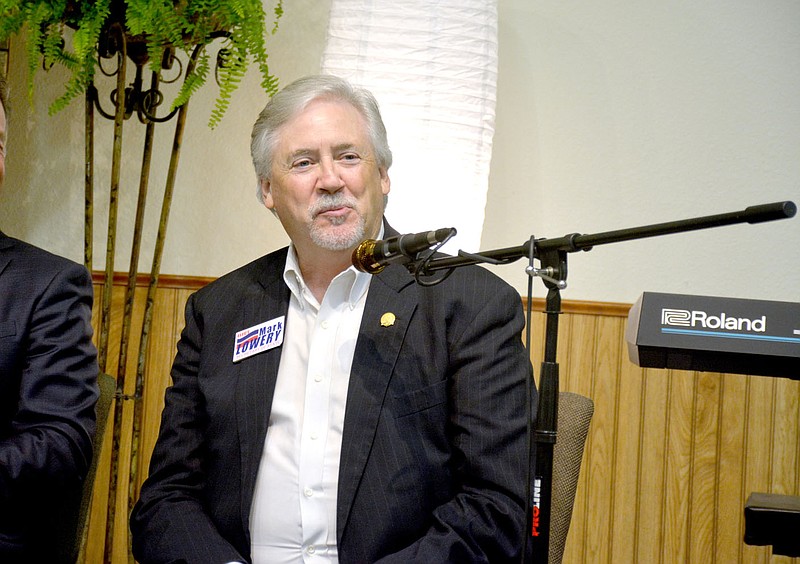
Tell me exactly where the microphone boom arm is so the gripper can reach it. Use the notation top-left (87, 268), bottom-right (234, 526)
top-left (403, 200), bottom-right (796, 563)
top-left (413, 200), bottom-right (796, 277)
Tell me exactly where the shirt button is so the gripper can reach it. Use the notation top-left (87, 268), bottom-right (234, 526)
top-left (320, 320), bottom-right (329, 329)
top-left (314, 374), bottom-right (323, 382)
top-left (307, 545), bottom-right (316, 555)
top-left (310, 432), bottom-right (318, 440)
top-left (304, 487), bottom-right (313, 497)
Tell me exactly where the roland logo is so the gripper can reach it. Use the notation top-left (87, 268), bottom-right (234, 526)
top-left (661, 308), bottom-right (767, 332)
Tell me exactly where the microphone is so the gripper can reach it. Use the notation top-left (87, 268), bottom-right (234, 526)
top-left (352, 228), bottom-right (456, 274)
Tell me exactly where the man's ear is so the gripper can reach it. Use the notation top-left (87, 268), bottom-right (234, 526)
top-left (380, 168), bottom-right (391, 196)
top-left (260, 178), bottom-right (274, 209)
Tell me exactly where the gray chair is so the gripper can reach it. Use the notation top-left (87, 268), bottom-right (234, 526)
top-left (55, 372), bottom-right (116, 563)
top-left (549, 391), bottom-right (594, 564)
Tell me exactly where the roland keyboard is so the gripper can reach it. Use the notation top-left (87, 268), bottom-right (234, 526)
top-left (626, 292), bottom-right (800, 379)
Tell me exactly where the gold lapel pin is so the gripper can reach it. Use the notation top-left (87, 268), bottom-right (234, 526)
top-left (380, 312), bottom-right (396, 327)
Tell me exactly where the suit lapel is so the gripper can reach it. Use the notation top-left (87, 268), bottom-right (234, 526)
top-left (336, 264), bottom-right (417, 542)
top-left (0, 232), bottom-right (14, 277)
top-left (235, 250), bottom-right (291, 535)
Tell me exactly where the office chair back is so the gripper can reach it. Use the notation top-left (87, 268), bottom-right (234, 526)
top-left (549, 391), bottom-right (594, 564)
top-left (55, 372), bottom-right (115, 563)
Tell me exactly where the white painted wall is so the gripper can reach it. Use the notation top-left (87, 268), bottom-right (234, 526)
top-left (485, 0), bottom-right (800, 304)
top-left (1, 0), bottom-right (798, 305)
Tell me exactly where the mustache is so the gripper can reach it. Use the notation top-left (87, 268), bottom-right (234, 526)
top-left (309, 193), bottom-right (358, 217)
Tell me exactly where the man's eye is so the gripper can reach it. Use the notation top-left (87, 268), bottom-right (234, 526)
top-left (340, 153), bottom-right (360, 162)
top-left (292, 159), bottom-right (312, 169)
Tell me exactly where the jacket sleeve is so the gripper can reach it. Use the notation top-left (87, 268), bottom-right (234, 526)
top-left (0, 261), bottom-right (98, 501)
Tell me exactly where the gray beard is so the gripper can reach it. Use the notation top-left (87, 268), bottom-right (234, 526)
top-left (308, 194), bottom-right (366, 251)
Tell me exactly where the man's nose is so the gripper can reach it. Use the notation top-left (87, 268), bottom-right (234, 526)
top-left (317, 159), bottom-right (345, 192)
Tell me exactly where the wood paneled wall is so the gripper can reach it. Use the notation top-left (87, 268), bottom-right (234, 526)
top-left (87, 275), bottom-right (200, 564)
top-left (86, 275), bottom-right (800, 563)
top-left (525, 301), bottom-right (799, 564)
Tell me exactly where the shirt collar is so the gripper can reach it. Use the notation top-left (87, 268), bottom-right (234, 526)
top-left (282, 224), bottom-right (382, 311)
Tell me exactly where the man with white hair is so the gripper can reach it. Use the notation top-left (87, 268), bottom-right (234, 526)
top-left (132, 74), bottom-right (535, 563)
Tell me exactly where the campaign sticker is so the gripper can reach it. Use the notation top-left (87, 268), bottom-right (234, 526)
top-left (232, 316), bottom-right (285, 363)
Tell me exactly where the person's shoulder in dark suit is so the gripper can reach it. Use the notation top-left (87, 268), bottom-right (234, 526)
top-left (0, 231), bottom-right (99, 563)
top-left (186, 246), bottom-right (289, 315)
top-left (2, 231), bottom-right (92, 284)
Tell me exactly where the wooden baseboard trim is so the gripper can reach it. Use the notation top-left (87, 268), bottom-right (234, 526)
top-left (91, 272), bottom-right (215, 291)
top-left (93, 272), bottom-right (633, 316)
top-left (523, 297), bottom-right (632, 317)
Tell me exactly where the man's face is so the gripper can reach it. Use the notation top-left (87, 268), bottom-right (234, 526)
top-left (261, 98), bottom-right (390, 258)
top-left (0, 101), bottom-right (6, 189)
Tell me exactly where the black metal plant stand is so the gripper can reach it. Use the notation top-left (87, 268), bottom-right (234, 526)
top-left (80, 23), bottom-right (230, 563)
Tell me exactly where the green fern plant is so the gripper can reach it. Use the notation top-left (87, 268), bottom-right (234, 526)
top-left (0, 0), bottom-right (283, 127)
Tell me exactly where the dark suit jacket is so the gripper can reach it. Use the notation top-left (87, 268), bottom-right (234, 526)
top-left (0, 231), bottom-right (98, 562)
top-left (131, 225), bottom-right (534, 563)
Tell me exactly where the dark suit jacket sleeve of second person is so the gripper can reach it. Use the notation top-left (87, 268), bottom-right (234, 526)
top-left (0, 233), bottom-right (99, 559)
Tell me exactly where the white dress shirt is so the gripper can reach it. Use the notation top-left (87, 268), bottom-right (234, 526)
top-left (249, 244), bottom-right (372, 564)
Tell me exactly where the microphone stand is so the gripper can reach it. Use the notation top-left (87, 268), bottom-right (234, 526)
top-left (405, 201), bottom-right (796, 562)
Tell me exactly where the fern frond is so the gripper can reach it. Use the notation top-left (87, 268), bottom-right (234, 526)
top-left (171, 48), bottom-right (211, 111)
top-left (208, 41), bottom-right (247, 128)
